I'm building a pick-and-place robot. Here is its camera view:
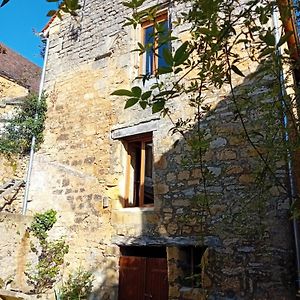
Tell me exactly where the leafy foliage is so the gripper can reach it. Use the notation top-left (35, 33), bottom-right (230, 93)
top-left (26, 210), bottom-right (69, 294)
top-left (0, 94), bottom-right (47, 156)
top-left (29, 209), bottom-right (57, 241)
top-left (57, 268), bottom-right (94, 300)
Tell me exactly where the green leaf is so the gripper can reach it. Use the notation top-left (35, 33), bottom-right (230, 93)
top-left (124, 17), bottom-right (139, 29)
top-left (131, 86), bottom-right (142, 97)
top-left (157, 66), bottom-right (173, 74)
top-left (260, 31), bottom-right (276, 46)
top-left (111, 89), bottom-right (133, 97)
top-left (141, 91), bottom-right (152, 100)
top-left (277, 31), bottom-right (293, 48)
top-left (56, 11), bottom-right (62, 19)
top-left (162, 48), bottom-right (173, 66)
top-left (67, 0), bottom-right (79, 10)
top-left (141, 74), bottom-right (151, 86)
top-left (174, 52), bottom-right (189, 66)
top-left (174, 67), bottom-right (183, 74)
top-left (139, 101), bottom-right (147, 109)
top-left (122, 1), bottom-right (135, 8)
top-left (137, 42), bottom-right (145, 53)
top-left (259, 10), bottom-right (269, 24)
top-left (237, 38), bottom-right (250, 44)
top-left (152, 100), bottom-right (165, 113)
top-left (156, 90), bottom-right (177, 97)
top-left (231, 65), bottom-right (245, 77)
top-left (125, 98), bottom-right (139, 109)
top-left (174, 41), bottom-right (189, 64)
top-left (61, 5), bottom-right (69, 13)
top-left (47, 10), bottom-right (57, 17)
top-left (258, 47), bottom-right (274, 58)
top-left (198, 27), bottom-right (211, 35)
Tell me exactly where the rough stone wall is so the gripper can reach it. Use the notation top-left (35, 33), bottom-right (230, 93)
top-left (26, 2), bottom-right (133, 296)
top-left (16, 1), bottom-right (296, 300)
top-left (0, 76), bottom-right (28, 100)
top-left (153, 83), bottom-right (295, 299)
top-left (0, 213), bottom-right (32, 291)
top-left (0, 72), bottom-right (33, 295)
top-left (0, 76), bottom-right (29, 213)
top-left (0, 156), bottom-right (27, 213)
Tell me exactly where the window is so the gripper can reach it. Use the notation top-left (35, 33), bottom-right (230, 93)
top-left (141, 12), bottom-right (171, 75)
top-left (124, 133), bottom-right (154, 207)
top-left (178, 246), bottom-right (206, 288)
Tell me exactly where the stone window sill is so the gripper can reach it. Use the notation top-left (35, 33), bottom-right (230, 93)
top-left (180, 287), bottom-right (202, 292)
top-left (179, 287), bottom-right (207, 299)
top-left (115, 207), bottom-right (155, 213)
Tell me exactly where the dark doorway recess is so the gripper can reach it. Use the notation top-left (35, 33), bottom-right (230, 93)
top-left (119, 246), bottom-right (168, 300)
top-left (120, 246), bottom-right (166, 258)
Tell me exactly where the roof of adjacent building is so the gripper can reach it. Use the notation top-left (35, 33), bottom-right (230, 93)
top-left (0, 43), bottom-right (41, 93)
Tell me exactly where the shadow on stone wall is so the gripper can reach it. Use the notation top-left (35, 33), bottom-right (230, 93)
top-left (89, 259), bottom-right (118, 300)
top-left (111, 63), bottom-right (296, 300)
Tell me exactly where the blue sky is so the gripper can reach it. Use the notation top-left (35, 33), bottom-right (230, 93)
top-left (0, 1), bottom-right (57, 67)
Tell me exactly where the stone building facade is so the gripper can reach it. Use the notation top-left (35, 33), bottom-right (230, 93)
top-left (0, 1), bottom-right (298, 300)
top-left (0, 44), bottom-right (41, 212)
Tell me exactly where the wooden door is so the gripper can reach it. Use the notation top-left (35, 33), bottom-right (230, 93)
top-left (119, 256), bottom-right (168, 300)
top-left (119, 256), bottom-right (146, 300)
top-left (145, 258), bottom-right (168, 300)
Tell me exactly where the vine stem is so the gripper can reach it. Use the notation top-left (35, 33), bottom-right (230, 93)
top-left (224, 43), bottom-right (288, 192)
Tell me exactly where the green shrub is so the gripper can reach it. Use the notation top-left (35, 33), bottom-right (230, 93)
top-left (26, 210), bottom-right (69, 294)
top-left (58, 268), bottom-right (94, 300)
top-left (0, 93), bottom-right (47, 155)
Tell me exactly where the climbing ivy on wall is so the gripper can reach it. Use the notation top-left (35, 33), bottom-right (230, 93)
top-left (0, 94), bottom-right (47, 156)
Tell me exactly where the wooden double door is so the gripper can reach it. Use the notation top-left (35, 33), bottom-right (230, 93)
top-left (119, 256), bottom-right (168, 300)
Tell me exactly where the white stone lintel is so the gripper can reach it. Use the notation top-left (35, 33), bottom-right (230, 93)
top-left (111, 119), bottom-right (160, 140)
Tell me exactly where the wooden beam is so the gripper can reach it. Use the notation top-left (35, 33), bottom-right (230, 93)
top-left (124, 142), bottom-right (131, 207)
top-left (139, 141), bottom-right (146, 207)
top-left (277, 0), bottom-right (300, 61)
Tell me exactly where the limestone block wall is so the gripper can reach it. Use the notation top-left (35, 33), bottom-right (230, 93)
top-left (0, 156), bottom-right (27, 213)
top-left (0, 76), bottom-right (28, 101)
top-left (0, 76), bottom-right (30, 213)
top-left (0, 213), bottom-right (32, 291)
top-left (21, 0), bottom-right (297, 299)
top-left (0, 74), bottom-right (28, 138)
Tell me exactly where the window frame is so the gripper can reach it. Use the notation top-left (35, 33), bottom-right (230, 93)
top-left (178, 246), bottom-right (206, 289)
top-left (123, 133), bottom-right (154, 208)
top-left (140, 11), bottom-right (170, 75)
